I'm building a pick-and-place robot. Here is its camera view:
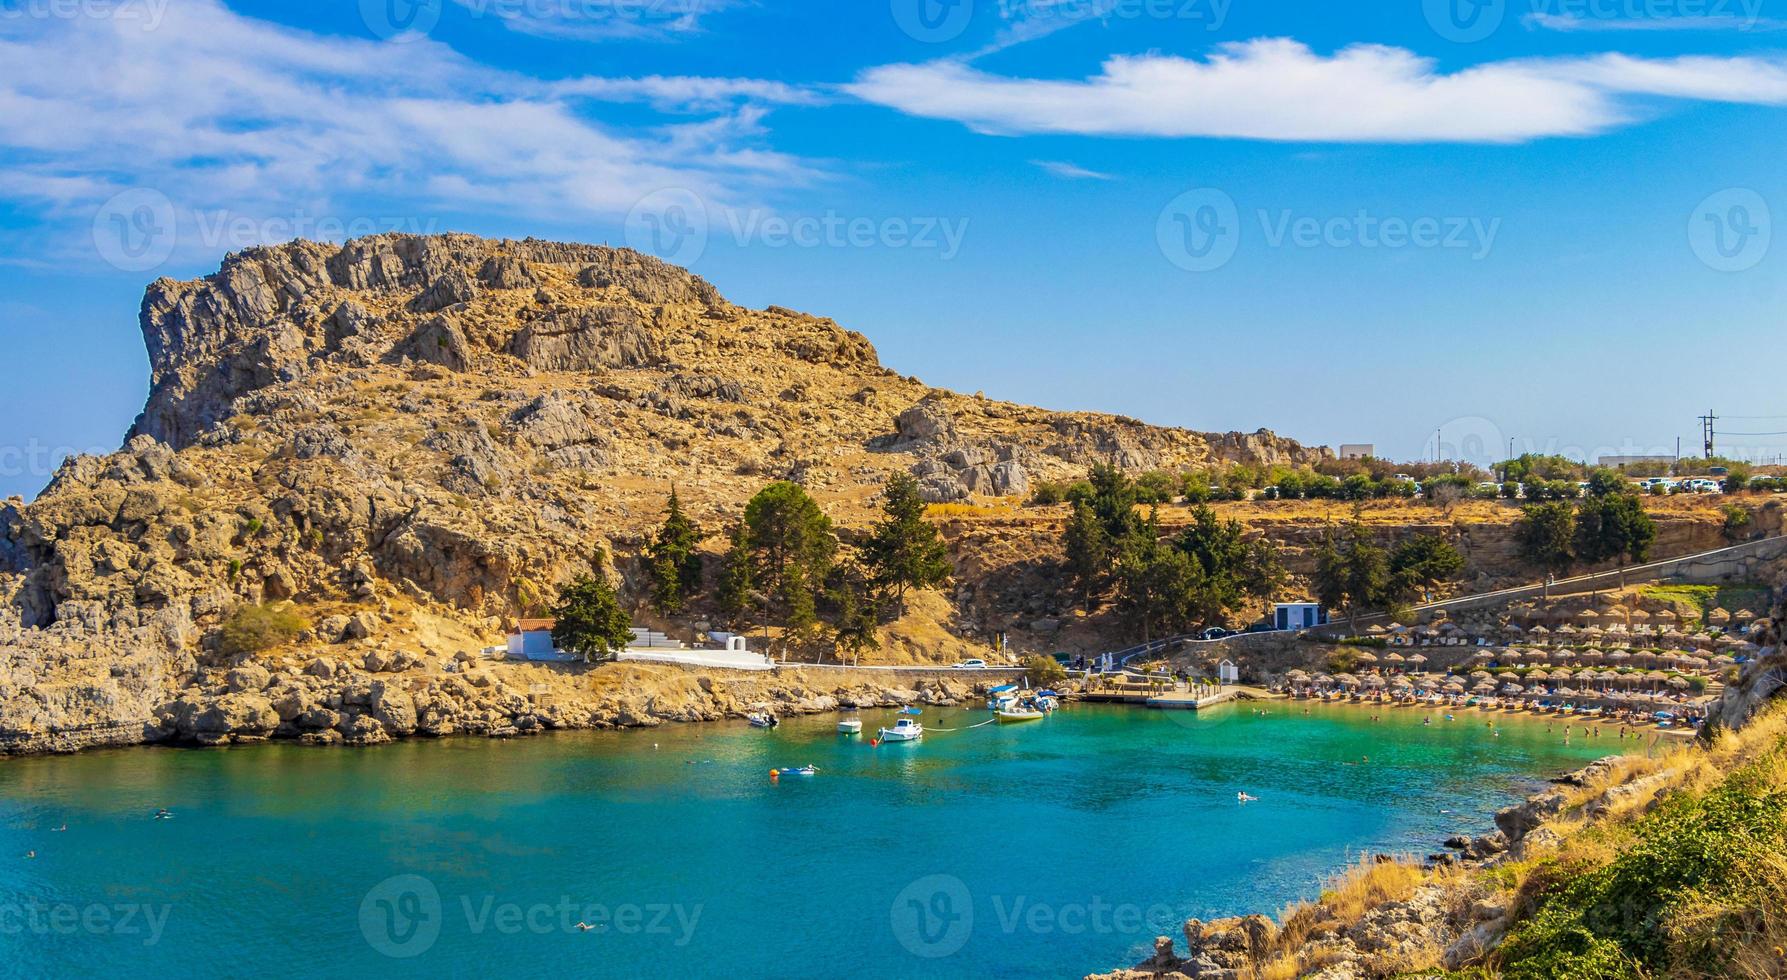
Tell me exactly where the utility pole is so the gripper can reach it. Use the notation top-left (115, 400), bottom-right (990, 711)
top-left (1699, 411), bottom-right (1718, 459)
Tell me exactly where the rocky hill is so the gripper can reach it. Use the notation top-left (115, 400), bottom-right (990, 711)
top-left (0, 233), bottom-right (1323, 753)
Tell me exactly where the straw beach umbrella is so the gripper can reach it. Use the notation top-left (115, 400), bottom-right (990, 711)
top-left (1406, 654), bottom-right (1427, 666)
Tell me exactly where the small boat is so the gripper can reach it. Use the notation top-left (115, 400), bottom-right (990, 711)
top-left (771, 765), bottom-right (819, 777)
top-left (877, 715), bottom-right (924, 743)
top-left (747, 712), bottom-right (778, 729)
top-left (995, 708), bottom-right (1046, 723)
top-left (837, 717), bottom-right (863, 735)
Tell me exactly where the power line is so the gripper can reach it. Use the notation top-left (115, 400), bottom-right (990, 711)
top-left (1719, 430), bottom-right (1787, 437)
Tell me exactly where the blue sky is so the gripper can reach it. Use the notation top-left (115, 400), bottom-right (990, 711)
top-left (1, 0), bottom-right (1785, 499)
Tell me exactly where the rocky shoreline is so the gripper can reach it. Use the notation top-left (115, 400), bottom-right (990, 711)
top-left (0, 610), bottom-right (1000, 756)
top-left (1090, 753), bottom-right (1675, 980)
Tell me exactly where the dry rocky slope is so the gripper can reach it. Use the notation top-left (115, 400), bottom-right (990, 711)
top-left (0, 233), bottom-right (1323, 754)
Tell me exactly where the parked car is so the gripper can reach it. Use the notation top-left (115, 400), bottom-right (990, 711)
top-left (1242, 622), bottom-right (1279, 634)
top-left (951, 659), bottom-right (987, 669)
top-left (1197, 626), bottom-right (1236, 641)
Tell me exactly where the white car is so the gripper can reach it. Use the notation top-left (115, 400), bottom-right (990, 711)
top-left (952, 659), bottom-right (988, 669)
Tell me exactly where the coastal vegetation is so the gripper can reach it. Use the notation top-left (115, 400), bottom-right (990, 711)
top-left (1515, 472), bottom-right (1658, 578)
top-left (217, 602), bottom-right (307, 657)
top-left (1058, 464), bottom-right (1284, 639)
top-left (1312, 524), bottom-right (1466, 626)
top-left (704, 473), bottom-right (954, 659)
top-left (549, 550), bottom-right (634, 661)
top-left (645, 489), bottom-right (703, 615)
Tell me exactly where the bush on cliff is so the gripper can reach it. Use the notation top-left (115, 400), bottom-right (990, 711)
top-left (1496, 734), bottom-right (1787, 979)
top-left (218, 602), bottom-right (308, 657)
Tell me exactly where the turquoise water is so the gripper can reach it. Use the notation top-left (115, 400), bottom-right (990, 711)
top-left (0, 703), bottom-right (1616, 977)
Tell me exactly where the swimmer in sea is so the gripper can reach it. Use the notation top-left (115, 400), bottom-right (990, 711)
top-left (24, 851), bottom-right (34, 859)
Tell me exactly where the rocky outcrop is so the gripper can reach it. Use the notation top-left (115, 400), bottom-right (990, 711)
top-left (4, 231), bottom-right (1333, 756)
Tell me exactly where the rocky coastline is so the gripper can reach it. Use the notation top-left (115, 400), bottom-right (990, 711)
top-left (0, 607), bottom-right (998, 756)
top-left (1090, 753), bottom-right (1678, 980)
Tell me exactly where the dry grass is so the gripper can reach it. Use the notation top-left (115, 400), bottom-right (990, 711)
top-left (924, 500), bottom-right (1020, 520)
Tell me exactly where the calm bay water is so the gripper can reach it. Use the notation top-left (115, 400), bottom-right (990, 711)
top-left (0, 702), bottom-right (1616, 978)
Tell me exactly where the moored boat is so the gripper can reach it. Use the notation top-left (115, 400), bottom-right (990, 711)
top-left (995, 708), bottom-right (1045, 723)
top-left (837, 717), bottom-right (862, 735)
top-left (877, 709), bottom-right (924, 743)
top-left (747, 712), bottom-right (778, 728)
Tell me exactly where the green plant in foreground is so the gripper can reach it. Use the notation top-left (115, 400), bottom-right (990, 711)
top-left (1496, 740), bottom-right (1787, 980)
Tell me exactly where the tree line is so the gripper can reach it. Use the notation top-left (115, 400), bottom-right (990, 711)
top-left (549, 474), bottom-right (951, 662)
top-left (1514, 469), bottom-right (1657, 579)
top-left (1310, 524), bottom-right (1466, 627)
top-left (1060, 464), bottom-right (1286, 641)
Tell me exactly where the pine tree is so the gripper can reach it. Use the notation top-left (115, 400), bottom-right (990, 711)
top-left (716, 523), bottom-right (755, 629)
top-left (739, 481), bottom-right (837, 656)
top-left (548, 549), bottom-right (634, 662)
top-left (862, 472), bottom-right (950, 610)
top-left (646, 489), bottom-right (703, 614)
top-left (828, 565), bottom-right (882, 666)
top-left (1063, 500), bottom-right (1110, 611)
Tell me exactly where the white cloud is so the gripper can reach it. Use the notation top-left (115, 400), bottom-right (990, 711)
top-left (555, 75), bottom-right (825, 112)
top-left (846, 38), bottom-right (1787, 143)
top-left (0, 0), bottom-right (818, 263)
top-left (1525, 11), bottom-right (1785, 32)
top-left (447, 0), bottom-right (744, 41)
top-left (1032, 160), bottom-right (1114, 180)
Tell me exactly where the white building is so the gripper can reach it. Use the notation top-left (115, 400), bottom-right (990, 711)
top-left (1272, 602), bottom-right (1329, 631)
top-left (504, 618), bottom-right (771, 670)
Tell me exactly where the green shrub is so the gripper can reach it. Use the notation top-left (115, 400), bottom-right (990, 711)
top-left (1022, 654), bottom-right (1067, 685)
top-left (218, 603), bottom-right (307, 657)
top-left (1497, 745), bottom-right (1787, 979)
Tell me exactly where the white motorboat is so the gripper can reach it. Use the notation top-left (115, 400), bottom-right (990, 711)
top-left (877, 716), bottom-right (923, 742)
top-left (747, 712), bottom-right (778, 728)
top-left (837, 717), bottom-right (863, 735)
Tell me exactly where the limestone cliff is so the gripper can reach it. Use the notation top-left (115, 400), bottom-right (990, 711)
top-left (0, 233), bottom-right (1325, 753)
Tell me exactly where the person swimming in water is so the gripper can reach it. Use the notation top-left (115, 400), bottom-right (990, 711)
top-left (154, 808), bottom-right (173, 820)
top-left (24, 850), bottom-right (34, 859)
top-left (1237, 792), bottom-right (1258, 802)
top-left (52, 824), bottom-right (66, 832)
